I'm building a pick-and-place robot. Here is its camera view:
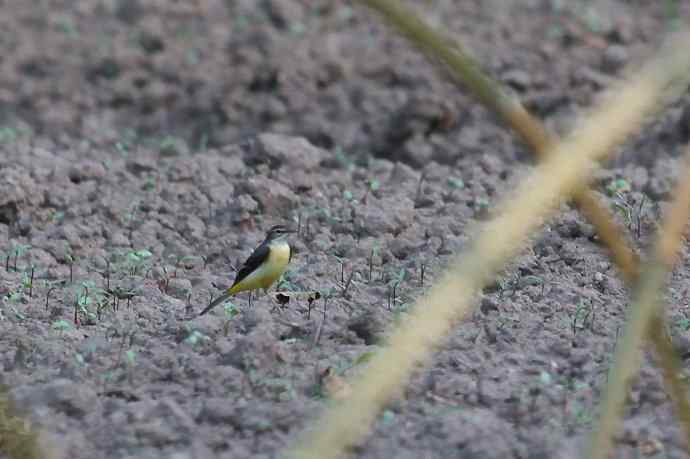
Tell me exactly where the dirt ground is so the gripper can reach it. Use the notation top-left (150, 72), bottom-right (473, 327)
top-left (2, 1), bottom-right (690, 458)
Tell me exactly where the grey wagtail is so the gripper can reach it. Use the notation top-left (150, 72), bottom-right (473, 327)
top-left (199, 224), bottom-right (295, 316)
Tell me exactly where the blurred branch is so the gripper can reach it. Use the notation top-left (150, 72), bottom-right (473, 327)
top-left (358, 1), bottom-right (690, 452)
top-left (588, 145), bottom-right (690, 459)
top-left (285, 28), bottom-right (690, 459)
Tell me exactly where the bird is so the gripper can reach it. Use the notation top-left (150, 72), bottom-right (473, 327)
top-left (199, 224), bottom-right (295, 316)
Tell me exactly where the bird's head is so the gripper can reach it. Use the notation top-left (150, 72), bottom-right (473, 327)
top-left (265, 224), bottom-right (295, 242)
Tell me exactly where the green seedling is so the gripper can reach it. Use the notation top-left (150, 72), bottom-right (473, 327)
top-left (474, 198), bottom-right (491, 218)
top-left (65, 252), bottom-right (75, 283)
top-left (606, 178), bottom-right (631, 196)
top-left (115, 140), bottom-right (130, 156)
top-left (51, 319), bottom-right (71, 332)
top-left (50, 210), bottom-right (65, 223)
top-left (21, 266), bottom-right (35, 298)
top-left (10, 243), bottom-right (30, 271)
top-left (0, 126), bottom-right (26, 143)
top-left (122, 249), bottom-right (152, 275)
top-left (184, 329), bottom-right (210, 347)
top-left (55, 16), bottom-right (79, 38)
top-left (142, 175), bottom-right (156, 191)
top-left (6, 290), bottom-right (22, 305)
top-left (381, 409), bottom-right (395, 425)
top-left (4, 291), bottom-right (26, 320)
top-left (665, 0), bottom-right (681, 29)
top-left (159, 136), bottom-right (186, 156)
top-left (123, 200), bottom-right (142, 245)
top-left (362, 178), bottom-right (381, 204)
top-left (224, 302), bottom-right (239, 318)
top-left (387, 268), bottom-right (406, 311)
top-left (171, 254), bottom-right (199, 277)
top-left (43, 280), bottom-right (62, 311)
top-left (368, 244), bottom-right (379, 282)
top-left (125, 349), bottom-right (137, 366)
top-left (276, 270), bottom-right (297, 292)
top-left (222, 301), bottom-right (240, 336)
top-left (333, 146), bottom-right (355, 171)
top-left (108, 285), bottom-right (138, 311)
top-left (447, 177), bottom-right (465, 189)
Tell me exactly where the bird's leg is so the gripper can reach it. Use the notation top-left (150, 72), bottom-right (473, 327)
top-left (248, 290), bottom-right (253, 308)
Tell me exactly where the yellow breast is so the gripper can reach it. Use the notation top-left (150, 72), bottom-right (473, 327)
top-left (262, 241), bottom-right (291, 287)
top-left (229, 241), bottom-right (291, 294)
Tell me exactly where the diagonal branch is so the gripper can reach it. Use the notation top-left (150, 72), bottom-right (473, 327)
top-left (285, 30), bottom-right (690, 459)
top-left (587, 145), bottom-right (690, 459)
top-left (357, 1), bottom-right (690, 451)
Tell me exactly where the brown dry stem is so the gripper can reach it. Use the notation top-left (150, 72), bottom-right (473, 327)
top-left (588, 146), bottom-right (690, 459)
top-left (358, 1), bottom-right (690, 453)
top-left (285, 32), bottom-right (690, 459)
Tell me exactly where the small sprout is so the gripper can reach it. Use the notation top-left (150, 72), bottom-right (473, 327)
top-left (369, 178), bottom-right (380, 192)
top-left (368, 245), bottom-right (379, 282)
top-left (343, 190), bottom-right (354, 201)
top-left (65, 253), bottom-right (75, 283)
top-left (342, 269), bottom-right (355, 298)
top-left (125, 349), bottom-right (137, 366)
top-left (12, 243), bottom-right (31, 271)
top-left (44, 280), bottom-right (61, 311)
top-left (56, 16), bottom-right (79, 38)
top-left (473, 198), bottom-right (491, 218)
top-left (123, 248), bottom-right (153, 275)
top-left (381, 409), bottom-right (395, 425)
top-left (136, 248), bottom-right (152, 258)
top-left (333, 146), bottom-right (355, 171)
top-left (115, 140), bottom-right (129, 156)
top-left (606, 178), bottom-right (631, 195)
top-left (447, 177), bottom-right (465, 189)
top-left (387, 268), bottom-right (406, 310)
top-left (7, 291), bottom-right (22, 304)
top-left (224, 302), bottom-right (240, 319)
top-left (539, 371), bottom-right (553, 386)
top-left (289, 21), bottom-right (306, 36)
top-left (184, 329), bottom-right (209, 347)
top-left (159, 136), bottom-right (187, 156)
top-left (52, 319), bottom-right (72, 331)
top-left (21, 266), bottom-right (35, 297)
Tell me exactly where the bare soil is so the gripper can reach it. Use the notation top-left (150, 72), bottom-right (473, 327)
top-left (2, 1), bottom-right (690, 458)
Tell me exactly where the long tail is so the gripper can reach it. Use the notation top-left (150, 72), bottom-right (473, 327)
top-left (199, 289), bottom-right (234, 316)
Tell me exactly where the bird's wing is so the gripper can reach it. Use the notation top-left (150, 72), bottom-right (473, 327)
top-left (231, 242), bottom-right (271, 288)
